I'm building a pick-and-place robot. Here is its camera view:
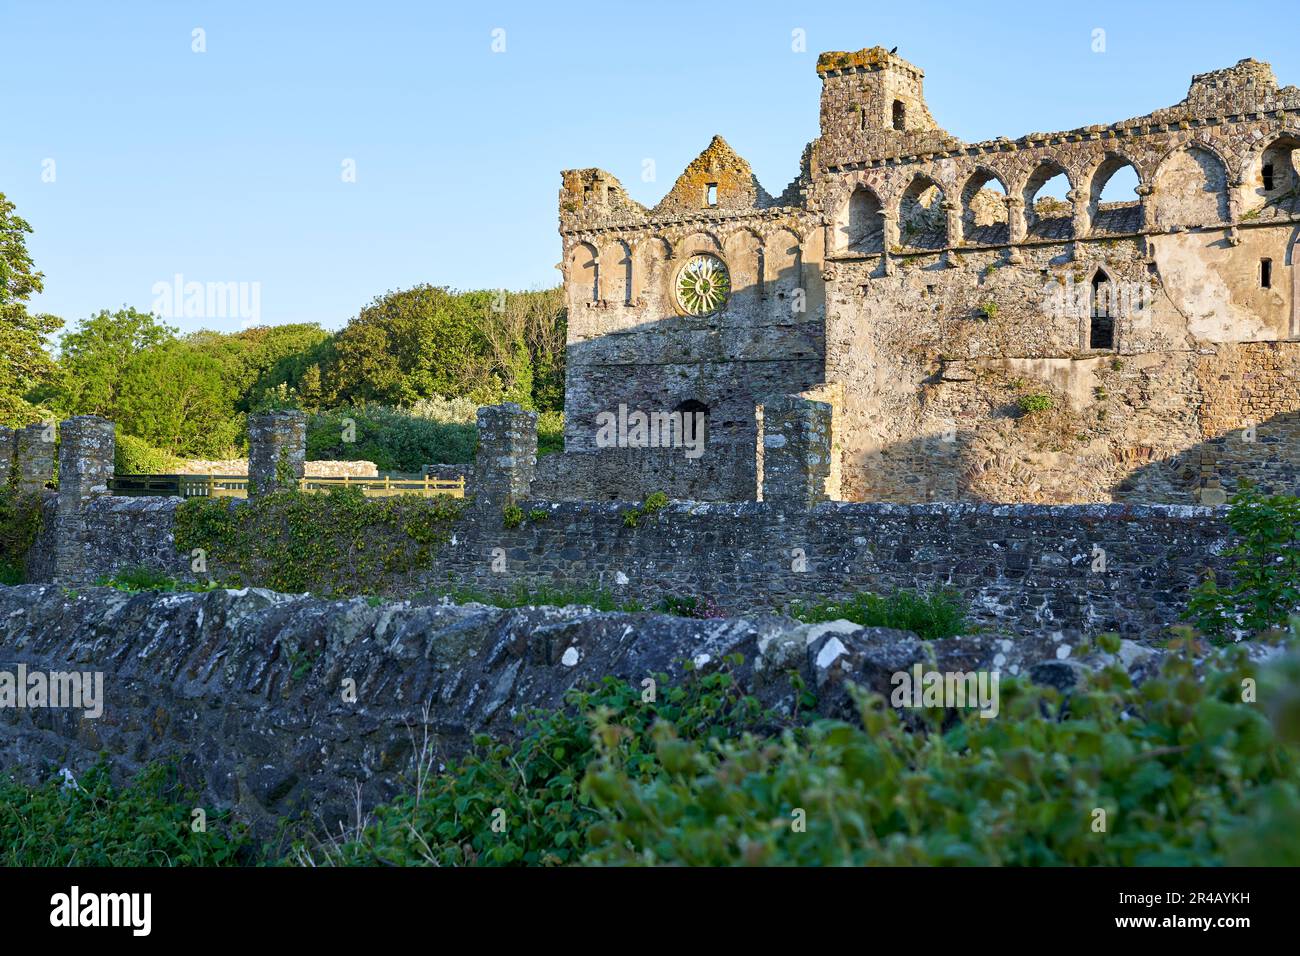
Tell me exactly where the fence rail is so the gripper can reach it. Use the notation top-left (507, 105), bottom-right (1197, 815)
top-left (109, 474), bottom-right (466, 499)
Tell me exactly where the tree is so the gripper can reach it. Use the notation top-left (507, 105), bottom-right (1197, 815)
top-left (0, 192), bottom-right (62, 425)
top-left (114, 342), bottom-right (240, 457)
top-left (319, 285), bottom-right (566, 410)
top-left (49, 307), bottom-right (176, 416)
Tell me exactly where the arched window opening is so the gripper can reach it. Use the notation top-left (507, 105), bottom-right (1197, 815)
top-left (1090, 270), bottom-right (1115, 350)
top-left (1254, 137), bottom-right (1300, 213)
top-left (1088, 157), bottom-right (1142, 235)
top-left (892, 100), bottom-right (906, 131)
top-left (960, 170), bottom-right (1008, 246)
top-left (839, 186), bottom-right (884, 253)
top-left (898, 176), bottom-right (947, 250)
top-left (1024, 162), bottom-right (1074, 240)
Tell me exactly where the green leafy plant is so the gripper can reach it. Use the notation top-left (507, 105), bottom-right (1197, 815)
top-left (0, 487), bottom-right (43, 585)
top-left (94, 566), bottom-right (220, 594)
top-left (1017, 393), bottom-right (1054, 414)
top-left (790, 589), bottom-right (968, 640)
top-left (581, 641), bottom-right (1300, 866)
top-left (979, 301), bottom-right (999, 320)
top-left (0, 762), bottom-right (260, 866)
top-left (174, 486), bottom-right (464, 597)
top-left (1185, 484), bottom-right (1300, 641)
top-left (623, 491), bottom-right (670, 529)
top-left (299, 664), bottom-right (774, 866)
top-left (502, 501), bottom-right (524, 529)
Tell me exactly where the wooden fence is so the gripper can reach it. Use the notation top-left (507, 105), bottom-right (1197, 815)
top-left (108, 474), bottom-right (466, 499)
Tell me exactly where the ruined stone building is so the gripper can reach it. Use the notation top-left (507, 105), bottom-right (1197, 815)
top-left (552, 47), bottom-right (1300, 504)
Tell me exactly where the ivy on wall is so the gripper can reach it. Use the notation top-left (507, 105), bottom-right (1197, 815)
top-left (174, 487), bottom-right (465, 596)
top-left (0, 489), bottom-right (43, 584)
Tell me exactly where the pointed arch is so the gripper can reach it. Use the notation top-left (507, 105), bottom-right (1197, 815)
top-left (566, 241), bottom-right (599, 305)
top-left (959, 166), bottom-right (1009, 245)
top-left (835, 184), bottom-right (884, 253)
top-left (1153, 143), bottom-right (1231, 228)
top-left (1021, 160), bottom-right (1074, 240)
top-left (1086, 152), bottom-right (1144, 235)
top-left (897, 174), bottom-right (948, 250)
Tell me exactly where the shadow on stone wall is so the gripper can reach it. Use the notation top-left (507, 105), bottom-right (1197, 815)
top-left (1113, 409), bottom-right (1300, 504)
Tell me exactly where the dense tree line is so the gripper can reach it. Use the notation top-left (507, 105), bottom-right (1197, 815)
top-left (0, 191), bottom-right (566, 462)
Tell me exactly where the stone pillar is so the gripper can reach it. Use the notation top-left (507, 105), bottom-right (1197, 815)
top-left (1067, 189), bottom-right (1089, 236)
top-left (944, 200), bottom-right (963, 247)
top-left (1006, 196), bottom-right (1026, 263)
top-left (15, 422), bottom-right (55, 494)
top-left (758, 395), bottom-right (834, 507)
top-left (247, 410), bottom-right (307, 498)
top-left (881, 211), bottom-right (898, 275)
top-left (57, 417), bottom-right (115, 511)
top-left (54, 416), bottom-right (116, 582)
top-left (474, 403), bottom-right (537, 507)
top-left (0, 426), bottom-right (15, 490)
top-left (1135, 184), bottom-right (1155, 257)
top-left (1226, 176), bottom-right (1245, 246)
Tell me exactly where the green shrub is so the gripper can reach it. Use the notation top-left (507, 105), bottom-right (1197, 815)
top-left (622, 491), bottom-right (670, 529)
top-left (114, 431), bottom-right (184, 475)
top-left (299, 666), bottom-right (772, 866)
top-left (580, 641), bottom-right (1300, 866)
top-left (1186, 485), bottom-right (1300, 641)
top-left (791, 589), bottom-right (968, 640)
top-left (537, 410), bottom-right (564, 457)
top-left (307, 400), bottom-right (479, 472)
top-left (0, 762), bottom-right (260, 866)
top-left (1017, 393), bottom-right (1054, 415)
top-left (502, 502), bottom-right (524, 529)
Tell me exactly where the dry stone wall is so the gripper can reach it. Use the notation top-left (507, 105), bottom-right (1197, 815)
top-left (0, 583), bottom-right (1182, 834)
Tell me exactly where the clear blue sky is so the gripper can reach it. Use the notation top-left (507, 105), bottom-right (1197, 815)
top-left (1, 0), bottom-right (1292, 335)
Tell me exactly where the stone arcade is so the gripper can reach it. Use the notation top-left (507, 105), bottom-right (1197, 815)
top-left (551, 48), bottom-right (1300, 504)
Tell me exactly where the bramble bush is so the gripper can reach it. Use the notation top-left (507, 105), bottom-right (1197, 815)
top-left (579, 638), bottom-right (1300, 866)
top-left (0, 762), bottom-right (259, 866)
top-left (300, 665), bottom-right (774, 866)
top-left (1185, 484), bottom-right (1300, 641)
top-left (3, 636), bottom-right (1298, 866)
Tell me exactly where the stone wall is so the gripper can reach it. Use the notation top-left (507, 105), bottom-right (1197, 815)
top-left (0, 583), bottom-right (1173, 834)
top-left (31, 493), bottom-right (1230, 637)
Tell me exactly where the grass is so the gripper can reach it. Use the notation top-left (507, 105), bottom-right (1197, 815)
top-left (94, 566), bottom-right (220, 594)
top-left (424, 583), bottom-right (644, 613)
top-left (789, 589), bottom-right (969, 640)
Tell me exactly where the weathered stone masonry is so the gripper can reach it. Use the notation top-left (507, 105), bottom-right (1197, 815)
top-left (553, 48), bottom-right (1300, 504)
top-left (25, 404), bottom-right (1234, 636)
